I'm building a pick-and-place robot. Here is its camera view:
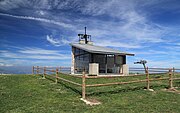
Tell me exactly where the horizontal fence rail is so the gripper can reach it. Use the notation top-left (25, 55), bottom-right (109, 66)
top-left (32, 66), bottom-right (180, 99)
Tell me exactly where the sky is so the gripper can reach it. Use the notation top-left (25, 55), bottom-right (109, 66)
top-left (0, 0), bottom-right (180, 68)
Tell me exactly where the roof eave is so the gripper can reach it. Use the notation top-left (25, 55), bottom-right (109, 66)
top-left (70, 43), bottom-right (135, 56)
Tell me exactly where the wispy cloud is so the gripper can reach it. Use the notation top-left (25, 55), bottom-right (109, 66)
top-left (18, 47), bottom-right (62, 55)
top-left (0, 47), bottom-right (71, 60)
top-left (0, 13), bottom-right (74, 28)
top-left (0, 62), bottom-right (13, 67)
top-left (95, 40), bottom-right (142, 49)
top-left (46, 35), bottom-right (70, 46)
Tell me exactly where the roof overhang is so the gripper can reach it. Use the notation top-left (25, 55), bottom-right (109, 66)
top-left (70, 43), bottom-right (135, 56)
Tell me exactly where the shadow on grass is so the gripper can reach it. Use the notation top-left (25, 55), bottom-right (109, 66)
top-left (37, 75), bottom-right (171, 97)
top-left (58, 81), bottom-right (81, 95)
top-left (86, 84), bottom-right (168, 96)
top-left (86, 86), bottom-right (145, 96)
top-left (43, 75), bottom-right (82, 95)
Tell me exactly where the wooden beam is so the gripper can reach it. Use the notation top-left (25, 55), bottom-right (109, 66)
top-left (32, 66), bottom-right (34, 75)
top-left (86, 79), bottom-right (147, 87)
top-left (82, 71), bottom-right (86, 99)
top-left (169, 69), bottom-right (173, 89)
top-left (56, 76), bottom-right (81, 86)
top-left (146, 67), bottom-right (150, 90)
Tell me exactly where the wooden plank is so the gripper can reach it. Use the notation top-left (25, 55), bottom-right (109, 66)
top-left (149, 73), bottom-right (168, 75)
top-left (169, 69), bottom-right (173, 89)
top-left (56, 76), bottom-right (81, 86)
top-left (82, 71), bottom-right (86, 99)
top-left (32, 66), bottom-right (34, 75)
top-left (37, 66), bottom-right (39, 75)
top-left (55, 68), bottom-right (58, 84)
top-left (146, 68), bottom-right (170, 70)
top-left (44, 73), bottom-right (52, 76)
top-left (58, 73), bottom-right (82, 78)
top-left (85, 74), bottom-right (146, 79)
top-left (130, 67), bottom-right (169, 70)
top-left (148, 70), bottom-right (168, 73)
top-left (86, 79), bottom-right (147, 87)
top-left (43, 67), bottom-right (46, 79)
top-left (173, 78), bottom-right (180, 80)
top-left (146, 67), bottom-right (150, 90)
top-left (45, 69), bottom-right (56, 72)
top-left (129, 69), bottom-right (146, 71)
top-left (149, 77), bottom-right (169, 81)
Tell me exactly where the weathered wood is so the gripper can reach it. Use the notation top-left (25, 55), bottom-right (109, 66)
top-left (148, 68), bottom-right (170, 70)
top-left (66, 74), bottom-right (82, 78)
top-left (146, 67), bottom-right (150, 90)
top-left (148, 70), bottom-right (168, 73)
top-left (32, 66), bottom-right (34, 75)
top-left (169, 69), bottom-right (173, 89)
top-left (44, 73), bottom-right (51, 76)
top-left (43, 67), bottom-right (46, 79)
top-left (37, 66), bottom-right (39, 75)
top-left (45, 69), bottom-right (56, 72)
top-left (55, 68), bottom-right (58, 84)
top-left (86, 74), bottom-right (146, 79)
top-left (86, 79), bottom-right (147, 87)
top-left (56, 76), bottom-right (81, 86)
top-left (148, 77), bottom-right (169, 81)
top-left (59, 67), bottom-right (61, 73)
top-left (173, 78), bottom-right (180, 80)
top-left (149, 73), bottom-right (168, 75)
top-left (129, 68), bottom-right (169, 70)
top-left (82, 71), bottom-right (86, 99)
top-left (33, 66), bottom-right (179, 93)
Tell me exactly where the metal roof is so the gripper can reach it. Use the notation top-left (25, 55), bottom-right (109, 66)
top-left (70, 43), bottom-right (134, 56)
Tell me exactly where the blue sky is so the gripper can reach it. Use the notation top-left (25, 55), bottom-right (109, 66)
top-left (0, 0), bottom-right (180, 68)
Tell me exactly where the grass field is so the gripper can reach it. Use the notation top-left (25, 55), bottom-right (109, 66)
top-left (0, 74), bottom-right (180, 113)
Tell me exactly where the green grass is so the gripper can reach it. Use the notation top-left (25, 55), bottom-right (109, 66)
top-left (0, 74), bottom-right (180, 113)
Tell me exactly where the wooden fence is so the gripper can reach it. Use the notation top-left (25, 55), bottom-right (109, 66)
top-left (32, 66), bottom-right (180, 99)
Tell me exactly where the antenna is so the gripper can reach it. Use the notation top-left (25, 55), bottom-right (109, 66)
top-left (85, 27), bottom-right (86, 34)
top-left (78, 27), bottom-right (91, 44)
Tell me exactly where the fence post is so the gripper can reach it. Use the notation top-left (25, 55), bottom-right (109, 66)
top-left (55, 68), bottom-right (58, 84)
top-left (36, 66), bottom-right (39, 75)
top-left (146, 67), bottom-right (150, 90)
top-left (59, 66), bottom-right (61, 73)
top-left (32, 66), bottom-right (34, 75)
top-left (43, 67), bottom-right (46, 79)
top-left (82, 70), bottom-right (86, 99)
top-left (169, 68), bottom-right (173, 89)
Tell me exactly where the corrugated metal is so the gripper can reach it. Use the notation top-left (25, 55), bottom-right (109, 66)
top-left (70, 43), bottom-right (134, 56)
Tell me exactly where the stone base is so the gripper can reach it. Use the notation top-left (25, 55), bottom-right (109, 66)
top-left (80, 98), bottom-right (101, 106)
top-left (163, 88), bottom-right (180, 94)
top-left (144, 89), bottom-right (154, 92)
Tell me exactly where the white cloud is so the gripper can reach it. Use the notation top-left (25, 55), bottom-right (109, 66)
top-left (0, 13), bottom-right (74, 28)
top-left (0, 47), bottom-right (71, 60)
top-left (18, 47), bottom-right (61, 55)
top-left (0, 62), bottom-right (13, 67)
top-left (46, 35), bottom-right (70, 46)
top-left (36, 10), bottom-right (46, 16)
top-left (176, 43), bottom-right (180, 46)
top-left (95, 40), bottom-right (142, 49)
top-left (46, 35), bottom-right (61, 46)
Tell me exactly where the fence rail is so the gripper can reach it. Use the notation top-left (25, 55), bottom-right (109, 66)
top-left (32, 66), bottom-right (180, 99)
